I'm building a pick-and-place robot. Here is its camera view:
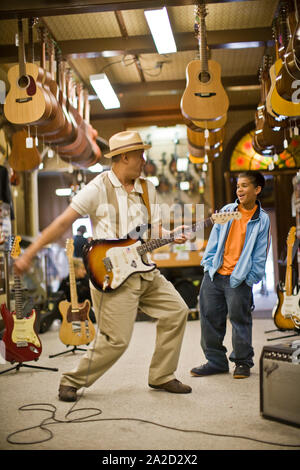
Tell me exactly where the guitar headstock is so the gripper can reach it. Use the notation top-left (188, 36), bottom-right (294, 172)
top-left (66, 238), bottom-right (74, 260)
top-left (212, 210), bottom-right (242, 225)
top-left (195, 0), bottom-right (207, 19)
top-left (10, 235), bottom-right (21, 259)
top-left (287, 226), bottom-right (296, 248)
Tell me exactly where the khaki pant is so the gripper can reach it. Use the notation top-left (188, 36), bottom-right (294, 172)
top-left (60, 270), bottom-right (189, 389)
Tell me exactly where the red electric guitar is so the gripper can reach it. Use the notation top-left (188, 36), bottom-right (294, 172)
top-left (0, 236), bottom-right (42, 363)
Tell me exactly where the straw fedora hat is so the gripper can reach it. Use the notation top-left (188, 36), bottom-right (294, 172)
top-left (105, 131), bottom-right (151, 158)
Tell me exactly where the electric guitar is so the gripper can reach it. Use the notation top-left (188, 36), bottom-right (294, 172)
top-left (273, 226), bottom-right (300, 331)
top-left (0, 236), bottom-right (42, 363)
top-left (83, 211), bottom-right (241, 293)
top-left (180, 0), bottom-right (229, 122)
top-left (58, 239), bottom-right (95, 346)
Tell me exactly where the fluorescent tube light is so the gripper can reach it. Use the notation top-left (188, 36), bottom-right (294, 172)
top-left (144, 7), bottom-right (177, 54)
top-left (90, 73), bottom-right (120, 109)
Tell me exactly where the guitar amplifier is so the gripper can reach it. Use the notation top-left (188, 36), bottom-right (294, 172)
top-left (260, 341), bottom-right (300, 428)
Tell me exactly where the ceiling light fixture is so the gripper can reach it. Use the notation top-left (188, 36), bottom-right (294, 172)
top-left (56, 188), bottom-right (72, 197)
top-left (90, 73), bottom-right (120, 109)
top-left (144, 7), bottom-right (177, 54)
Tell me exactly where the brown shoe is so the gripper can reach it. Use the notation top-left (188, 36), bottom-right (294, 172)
top-left (149, 379), bottom-right (192, 394)
top-left (58, 385), bottom-right (78, 402)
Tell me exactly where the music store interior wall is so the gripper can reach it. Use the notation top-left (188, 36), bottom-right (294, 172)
top-left (0, 0), bottom-right (300, 453)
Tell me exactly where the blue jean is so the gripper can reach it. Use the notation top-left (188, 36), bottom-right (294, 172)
top-left (199, 272), bottom-right (254, 370)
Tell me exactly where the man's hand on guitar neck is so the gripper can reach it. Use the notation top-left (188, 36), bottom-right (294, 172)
top-left (162, 225), bottom-right (191, 245)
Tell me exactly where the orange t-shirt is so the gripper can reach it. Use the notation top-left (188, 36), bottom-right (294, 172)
top-left (218, 204), bottom-right (257, 275)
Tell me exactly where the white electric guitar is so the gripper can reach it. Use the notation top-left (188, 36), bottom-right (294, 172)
top-left (82, 211), bottom-right (241, 292)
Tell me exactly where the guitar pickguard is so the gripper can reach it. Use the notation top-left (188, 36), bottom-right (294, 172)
top-left (107, 241), bottom-right (155, 290)
top-left (11, 310), bottom-right (41, 348)
top-left (282, 291), bottom-right (300, 321)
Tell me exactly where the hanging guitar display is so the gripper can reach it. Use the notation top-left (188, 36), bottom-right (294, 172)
top-left (0, 236), bottom-right (42, 363)
top-left (83, 211), bottom-right (241, 293)
top-left (272, 227), bottom-right (300, 331)
top-left (8, 128), bottom-right (41, 172)
top-left (268, 4), bottom-right (300, 119)
top-left (157, 152), bottom-right (171, 194)
top-left (284, 0), bottom-right (300, 80)
top-left (143, 135), bottom-right (157, 177)
top-left (180, 0), bottom-right (229, 122)
top-left (4, 18), bottom-right (52, 126)
top-left (58, 239), bottom-right (95, 347)
top-left (253, 55), bottom-right (286, 155)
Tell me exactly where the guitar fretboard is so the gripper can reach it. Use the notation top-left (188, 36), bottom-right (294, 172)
top-left (14, 274), bottom-right (24, 319)
top-left (68, 258), bottom-right (79, 310)
top-left (137, 217), bottom-right (213, 255)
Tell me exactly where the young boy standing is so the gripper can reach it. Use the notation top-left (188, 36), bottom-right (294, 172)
top-left (191, 171), bottom-right (270, 379)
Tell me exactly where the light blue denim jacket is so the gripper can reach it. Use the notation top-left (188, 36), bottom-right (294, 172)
top-left (202, 200), bottom-right (271, 288)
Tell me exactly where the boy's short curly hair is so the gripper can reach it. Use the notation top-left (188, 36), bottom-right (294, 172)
top-left (237, 171), bottom-right (265, 191)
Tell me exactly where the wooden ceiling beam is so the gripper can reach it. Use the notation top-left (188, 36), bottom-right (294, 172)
top-left (0, 0), bottom-right (259, 20)
top-left (91, 103), bottom-right (258, 121)
top-left (0, 27), bottom-right (272, 63)
top-left (88, 75), bottom-right (259, 97)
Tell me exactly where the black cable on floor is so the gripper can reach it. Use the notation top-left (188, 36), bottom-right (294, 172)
top-left (6, 398), bottom-right (300, 448)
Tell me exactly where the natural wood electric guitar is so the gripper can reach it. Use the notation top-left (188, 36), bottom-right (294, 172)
top-left (83, 211), bottom-right (241, 293)
top-left (180, 1), bottom-right (229, 122)
top-left (0, 236), bottom-right (42, 363)
top-left (273, 226), bottom-right (300, 331)
top-left (58, 239), bottom-right (95, 346)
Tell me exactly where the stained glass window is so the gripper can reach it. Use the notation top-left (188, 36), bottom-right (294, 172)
top-left (230, 130), bottom-right (300, 171)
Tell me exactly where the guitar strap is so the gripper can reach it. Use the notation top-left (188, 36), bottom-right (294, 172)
top-left (103, 172), bottom-right (151, 238)
top-left (140, 178), bottom-right (151, 224)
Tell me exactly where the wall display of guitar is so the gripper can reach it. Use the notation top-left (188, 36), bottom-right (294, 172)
top-left (284, 0), bottom-right (300, 80)
top-left (58, 239), bottom-right (95, 347)
top-left (83, 211), bottom-right (241, 293)
top-left (268, 5), bottom-right (300, 119)
top-left (180, 0), bottom-right (229, 122)
top-left (272, 226), bottom-right (300, 331)
top-left (0, 236), bottom-right (42, 363)
top-left (157, 152), bottom-right (171, 194)
top-left (8, 128), bottom-right (41, 172)
top-left (253, 55), bottom-right (285, 155)
top-left (4, 19), bottom-right (52, 126)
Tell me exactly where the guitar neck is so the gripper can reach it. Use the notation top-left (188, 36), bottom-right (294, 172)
top-left (18, 19), bottom-right (26, 78)
top-left (137, 217), bottom-right (213, 255)
top-left (68, 259), bottom-right (79, 309)
top-left (285, 247), bottom-right (294, 296)
top-left (199, 17), bottom-right (209, 73)
top-left (13, 273), bottom-right (24, 319)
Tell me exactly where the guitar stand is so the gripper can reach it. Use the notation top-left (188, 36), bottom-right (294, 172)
top-left (49, 345), bottom-right (87, 358)
top-left (265, 328), bottom-right (300, 342)
top-left (0, 362), bottom-right (58, 375)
